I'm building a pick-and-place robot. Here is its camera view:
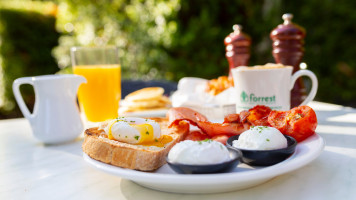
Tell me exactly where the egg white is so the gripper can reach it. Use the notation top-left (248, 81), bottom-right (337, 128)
top-left (233, 126), bottom-right (287, 150)
top-left (104, 117), bottom-right (161, 144)
top-left (168, 140), bottom-right (230, 165)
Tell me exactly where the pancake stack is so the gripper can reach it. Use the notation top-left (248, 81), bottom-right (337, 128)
top-left (119, 87), bottom-right (171, 115)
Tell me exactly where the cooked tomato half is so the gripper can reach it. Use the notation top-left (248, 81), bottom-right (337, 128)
top-left (285, 105), bottom-right (318, 142)
top-left (268, 110), bottom-right (288, 133)
top-left (268, 105), bottom-right (317, 142)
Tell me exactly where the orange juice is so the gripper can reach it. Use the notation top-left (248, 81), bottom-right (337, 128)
top-left (73, 64), bottom-right (121, 122)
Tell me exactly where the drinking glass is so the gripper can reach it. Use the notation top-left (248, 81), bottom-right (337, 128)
top-left (71, 46), bottom-right (121, 122)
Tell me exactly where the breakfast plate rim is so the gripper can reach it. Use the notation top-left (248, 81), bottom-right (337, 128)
top-left (83, 133), bottom-right (324, 187)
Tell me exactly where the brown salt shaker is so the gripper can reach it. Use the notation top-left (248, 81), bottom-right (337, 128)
top-left (224, 25), bottom-right (251, 76)
top-left (270, 14), bottom-right (306, 108)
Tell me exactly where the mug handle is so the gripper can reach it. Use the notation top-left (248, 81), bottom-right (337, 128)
top-left (290, 69), bottom-right (318, 106)
top-left (12, 77), bottom-right (35, 121)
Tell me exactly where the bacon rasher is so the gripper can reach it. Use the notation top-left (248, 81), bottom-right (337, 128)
top-left (167, 105), bottom-right (272, 137)
top-left (168, 105), bottom-right (318, 143)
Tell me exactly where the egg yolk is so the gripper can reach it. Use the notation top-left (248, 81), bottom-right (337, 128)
top-left (140, 135), bottom-right (173, 147)
top-left (107, 122), bottom-right (116, 140)
top-left (107, 122), bottom-right (173, 147)
top-left (130, 123), bottom-right (154, 143)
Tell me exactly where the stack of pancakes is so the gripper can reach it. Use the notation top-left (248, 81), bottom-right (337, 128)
top-left (119, 87), bottom-right (171, 115)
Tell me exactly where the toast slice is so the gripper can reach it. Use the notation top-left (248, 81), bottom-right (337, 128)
top-left (82, 117), bottom-right (189, 171)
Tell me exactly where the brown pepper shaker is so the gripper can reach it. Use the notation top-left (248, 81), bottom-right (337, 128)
top-left (224, 25), bottom-right (251, 76)
top-left (270, 14), bottom-right (306, 108)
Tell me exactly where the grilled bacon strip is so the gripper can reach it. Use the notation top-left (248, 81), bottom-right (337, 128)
top-left (167, 107), bottom-right (208, 127)
top-left (167, 105), bottom-right (271, 137)
top-left (167, 105), bottom-right (317, 143)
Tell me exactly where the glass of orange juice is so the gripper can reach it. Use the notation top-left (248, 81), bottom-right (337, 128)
top-left (71, 46), bottom-right (121, 122)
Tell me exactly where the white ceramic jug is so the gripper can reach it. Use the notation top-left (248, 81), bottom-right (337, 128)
top-left (13, 74), bottom-right (86, 144)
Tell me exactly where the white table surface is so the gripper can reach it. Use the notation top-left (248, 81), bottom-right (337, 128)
top-left (1, 101), bottom-right (356, 200)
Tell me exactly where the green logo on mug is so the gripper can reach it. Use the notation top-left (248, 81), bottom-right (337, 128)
top-left (240, 91), bottom-right (276, 104)
top-left (240, 91), bottom-right (249, 102)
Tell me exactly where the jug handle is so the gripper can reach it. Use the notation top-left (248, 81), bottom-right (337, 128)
top-left (12, 77), bottom-right (35, 121)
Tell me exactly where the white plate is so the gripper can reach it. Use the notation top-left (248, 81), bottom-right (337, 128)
top-left (83, 133), bottom-right (324, 194)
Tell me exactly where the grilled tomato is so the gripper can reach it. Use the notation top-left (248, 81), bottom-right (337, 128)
top-left (268, 105), bottom-right (317, 142)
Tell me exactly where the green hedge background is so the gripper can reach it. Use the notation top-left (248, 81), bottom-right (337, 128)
top-left (0, 2), bottom-right (59, 118)
top-left (0, 0), bottom-right (355, 118)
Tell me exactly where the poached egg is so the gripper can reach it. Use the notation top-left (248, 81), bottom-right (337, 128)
top-left (233, 126), bottom-right (287, 150)
top-left (168, 140), bottom-right (231, 165)
top-left (102, 117), bottom-right (171, 146)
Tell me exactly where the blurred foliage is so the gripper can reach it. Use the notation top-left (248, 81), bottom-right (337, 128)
top-left (54, 0), bottom-right (356, 107)
top-left (281, 1), bottom-right (356, 105)
top-left (1, 0), bottom-right (356, 119)
top-left (53, 0), bottom-right (180, 80)
top-left (0, 3), bottom-right (60, 117)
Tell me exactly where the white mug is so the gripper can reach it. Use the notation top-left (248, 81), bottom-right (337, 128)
top-left (231, 65), bottom-right (318, 112)
top-left (13, 75), bottom-right (86, 144)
